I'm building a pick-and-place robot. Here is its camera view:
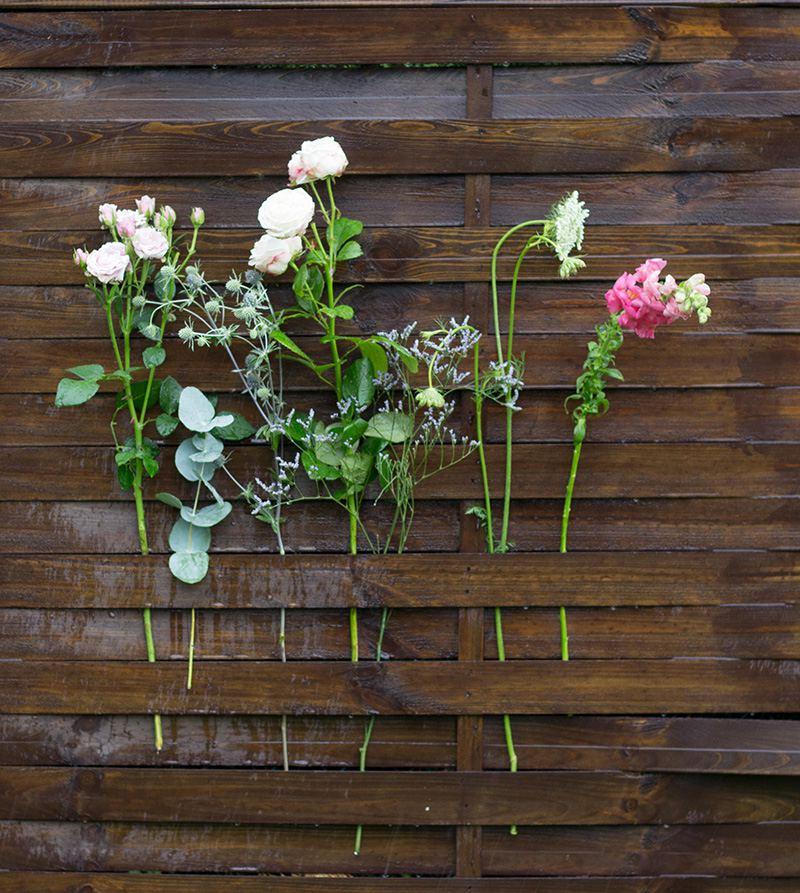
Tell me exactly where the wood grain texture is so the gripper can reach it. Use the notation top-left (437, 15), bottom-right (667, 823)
top-left (2, 7), bottom-right (800, 67)
top-left (1, 118), bottom-right (797, 177)
top-left (2, 767), bottom-right (798, 825)
top-left (2, 658), bottom-right (797, 715)
top-left (2, 551), bottom-right (798, 608)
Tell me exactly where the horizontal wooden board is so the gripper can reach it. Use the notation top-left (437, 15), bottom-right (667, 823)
top-left (2, 551), bottom-right (797, 609)
top-left (493, 172), bottom-right (800, 226)
top-left (5, 334), bottom-right (798, 394)
top-left (4, 278), bottom-right (796, 340)
top-left (2, 767), bottom-right (798, 826)
top-left (1, 877), bottom-right (799, 893)
top-left (3, 603), bottom-right (798, 660)
top-left (3, 443), bottom-right (795, 502)
top-left (2, 714), bottom-right (797, 774)
top-left (1, 821), bottom-right (798, 876)
top-left (7, 387), bottom-right (800, 447)
top-left (2, 7), bottom-right (799, 66)
top-left (1, 118), bottom-right (798, 178)
top-left (493, 62), bottom-right (800, 118)
top-left (3, 225), bottom-right (797, 285)
top-left (0, 177), bottom-right (465, 231)
top-left (2, 497), bottom-right (797, 553)
top-left (2, 658), bottom-right (797, 714)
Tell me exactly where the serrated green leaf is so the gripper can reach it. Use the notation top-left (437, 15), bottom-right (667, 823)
top-left (331, 303), bottom-right (355, 319)
top-left (328, 217), bottom-right (363, 252)
top-left (55, 377), bottom-right (99, 407)
top-left (159, 376), bottom-right (182, 414)
top-left (143, 346), bottom-right (166, 369)
top-left (212, 412), bottom-right (256, 442)
top-left (358, 340), bottom-right (388, 374)
top-left (337, 241), bottom-right (362, 262)
top-left (156, 413), bottom-right (179, 437)
top-left (141, 454), bottom-right (159, 478)
top-left (271, 329), bottom-right (313, 363)
top-left (66, 364), bottom-right (105, 382)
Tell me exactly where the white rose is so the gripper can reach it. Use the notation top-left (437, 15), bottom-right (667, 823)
top-left (257, 188), bottom-right (314, 238)
top-left (288, 137), bottom-right (348, 185)
top-left (249, 234), bottom-right (302, 275)
top-left (132, 226), bottom-right (169, 260)
top-left (98, 203), bottom-right (117, 227)
top-left (85, 242), bottom-right (131, 284)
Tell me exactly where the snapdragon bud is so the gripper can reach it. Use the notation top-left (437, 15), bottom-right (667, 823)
top-left (190, 206), bottom-right (205, 226)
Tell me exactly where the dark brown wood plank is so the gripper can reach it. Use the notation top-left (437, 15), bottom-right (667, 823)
top-left (0, 177), bottom-right (464, 231)
top-left (1, 874), bottom-right (799, 893)
top-left (2, 551), bottom-right (797, 609)
top-left (2, 7), bottom-right (799, 67)
top-left (2, 658), bottom-right (797, 715)
top-left (7, 386), bottom-right (800, 447)
top-left (2, 603), bottom-right (798, 660)
top-left (2, 767), bottom-right (798, 826)
top-left (1, 118), bottom-right (797, 178)
top-left (4, 443), bottom-right (796, 502)
top-left (3, 714), bottom-right (798, 775)
top-left (0, 821), bottom-right (452, 874)
top-left (5, 333), bottom-right (797, 394)
top-left (4, 278), bottom-right (796, 340)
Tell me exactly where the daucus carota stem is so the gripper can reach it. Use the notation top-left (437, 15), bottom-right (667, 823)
top-left (558, 429), bottom-right (584, 662)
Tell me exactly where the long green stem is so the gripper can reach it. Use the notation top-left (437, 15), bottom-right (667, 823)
top-left (279, 606), bottom-right (289, 771)
top-left (559, 426), bottom-right (584, 662)
top-left (186, 607), bottom-right (196, 690)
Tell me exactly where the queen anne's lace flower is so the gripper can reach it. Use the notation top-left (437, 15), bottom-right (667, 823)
top-left (548, 191), bottom-right (589, 262)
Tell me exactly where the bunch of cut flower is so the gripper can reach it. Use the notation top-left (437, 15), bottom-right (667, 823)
top-left (164, 137), bottom-right (484, 853)
top-left (56, 196), bottom-right (207, 751)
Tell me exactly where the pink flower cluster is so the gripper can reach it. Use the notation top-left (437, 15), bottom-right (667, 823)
top-left (605, 258), bottom-right (708, 339)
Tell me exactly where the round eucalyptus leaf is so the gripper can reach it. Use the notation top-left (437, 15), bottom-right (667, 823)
top-left (169, 550), bottom-right (209, 585)
top-left (178, 386), bottom-right (217, 432)
top-left (175, 438), bottom-right (221, 482)
top-left (190, 433), bottom-right (224, 463)
top-left (168, 518), bottom-right (211, 553)
top-left (180, 501), bottom-right (232, 528)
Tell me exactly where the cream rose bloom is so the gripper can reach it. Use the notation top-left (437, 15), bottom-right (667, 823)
top-left (257, 188), bottom-right (314, 239)
top-left (249, 233), bottom-right (302, 275)
top-left (288, 137), bottom-right (348, 185)
top-left (85, 242), bottom-right (131, 284)
top-left (132, 226), bottom-right (169, 260)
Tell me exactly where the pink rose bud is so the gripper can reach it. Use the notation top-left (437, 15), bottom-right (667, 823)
top-left (135, 194), bottom-right (156, 216)
top-left (161, 205), bottom-right (176, 225)
top-left (73, 247), bottom-right (89, 267)
top-left (98, 203), bottom-right (117, 227)
top-left (190, 207), bottom-right (205, 226)
top-left (114, 209), bottom-right (142, 238)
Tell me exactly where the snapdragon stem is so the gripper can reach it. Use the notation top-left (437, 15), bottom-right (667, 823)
top-left (558, 429), bottom-right (584, 662)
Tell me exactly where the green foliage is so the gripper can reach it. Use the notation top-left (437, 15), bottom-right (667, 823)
top-left (566, 315), bottom-right (625, 436)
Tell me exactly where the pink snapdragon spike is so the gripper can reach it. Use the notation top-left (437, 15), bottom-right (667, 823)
top-left (605, 257), bottom-right (710, 339)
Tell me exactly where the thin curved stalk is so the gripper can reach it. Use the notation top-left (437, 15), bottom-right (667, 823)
top-left (558, 427), bottom-right (584, 662)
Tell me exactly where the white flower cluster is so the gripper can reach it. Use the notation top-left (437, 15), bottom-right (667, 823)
top-left (545, 191), bottom-right (589, 278)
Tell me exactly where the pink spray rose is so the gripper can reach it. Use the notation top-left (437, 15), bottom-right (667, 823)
top-left (85, 242), bottom-right (131, 284)
top-left (249, 233), bottom-right (302, 275)
top-left (135, 195), bottom-right (156, 217)
top-left (98, 203), bottom-right (117, 227)
top-left (132, 226), bottom-right (169, 260)
top-left (288, 137), bottom-right (349, 185)
top-left (115, 209), bottom-right (144, 238)
top-left (73, 247), bottom-right (89, 267)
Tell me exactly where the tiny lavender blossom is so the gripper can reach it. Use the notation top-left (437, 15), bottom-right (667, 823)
top-left (558, 259), bottom-right (713, 660)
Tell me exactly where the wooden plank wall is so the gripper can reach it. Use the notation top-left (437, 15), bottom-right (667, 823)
top-left (1, 2), bottom-right (799, 890)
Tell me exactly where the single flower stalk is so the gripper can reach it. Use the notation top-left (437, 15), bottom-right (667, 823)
top-left (472, 192), bottom-right (589, 835)
top-left (559, 259), bottom-right (713, 657)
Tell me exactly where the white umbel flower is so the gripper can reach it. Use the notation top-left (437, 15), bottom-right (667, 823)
top-left (547, 190), bottom-right (589, 262)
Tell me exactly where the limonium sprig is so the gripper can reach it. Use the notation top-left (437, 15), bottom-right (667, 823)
top-left (559, 258), bottom-right (712, 657)
top-left (57, 196), bottom-right (204, 751)
top-left (471, 191), bottom-right (589, 835)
